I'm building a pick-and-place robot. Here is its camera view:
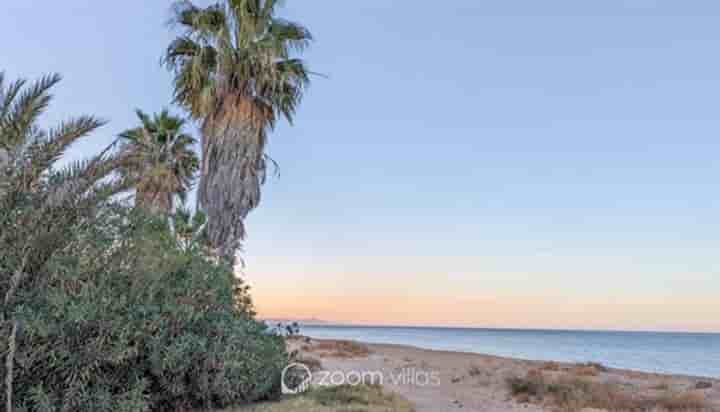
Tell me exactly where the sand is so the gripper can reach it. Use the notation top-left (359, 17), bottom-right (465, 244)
top-left (289, 337), bottom-right (720, 412)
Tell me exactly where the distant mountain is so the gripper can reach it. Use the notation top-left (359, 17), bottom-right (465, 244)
top-left (261, 317), bottom-right (332, 326)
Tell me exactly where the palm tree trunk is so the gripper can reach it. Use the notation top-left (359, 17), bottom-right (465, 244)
top-left (0, 148), bottom-right (9, 197)
top-left (136, 189), bottom-right (172, 215)
top-left (199, 117), bottom-right (266, 263)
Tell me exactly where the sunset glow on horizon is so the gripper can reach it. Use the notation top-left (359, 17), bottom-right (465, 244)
top-left (252, 290), bottom-right (720, 333)
top-left (243, 264), bottom-right (720, 333)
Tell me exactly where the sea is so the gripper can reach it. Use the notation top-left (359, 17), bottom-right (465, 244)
top-left (298, 324), bottom-right (720, 378)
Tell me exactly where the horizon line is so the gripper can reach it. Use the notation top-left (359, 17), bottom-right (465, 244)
top-left (259, 318), bottom-right (720, 335)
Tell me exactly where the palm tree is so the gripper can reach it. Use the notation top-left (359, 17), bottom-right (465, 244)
top-left (1, 72), bottom-right (127, 204)
top-left (1, 71), bottom-right (128, 311)
top-left (0, 73), bottom-right (129, 411)
top-left (118, 110), bottom-right (199, 215)
top-left (164, 0), bottom-right (312, 261)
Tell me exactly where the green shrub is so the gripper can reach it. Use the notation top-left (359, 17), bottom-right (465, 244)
top-left (0, 73), bottom-right (288, 411)
top-left (2, 210), bottom-right (288, 412)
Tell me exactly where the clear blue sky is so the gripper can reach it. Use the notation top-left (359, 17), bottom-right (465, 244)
top-left (3, 1), bottom-right (720, 331)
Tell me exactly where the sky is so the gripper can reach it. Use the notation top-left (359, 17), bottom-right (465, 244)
top-left (3, 1), bottom-right (720, 332)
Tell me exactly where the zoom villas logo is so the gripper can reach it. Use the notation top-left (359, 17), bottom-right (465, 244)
top-left (281, 363), bottom-right (313, 394)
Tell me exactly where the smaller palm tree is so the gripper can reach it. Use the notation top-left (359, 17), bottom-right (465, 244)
top-left (118, 110), bottom-right (199, 214)
top-left (1, 73), bottom-right (131, 412)
top-left (173, 206), bottom-right (208, 253)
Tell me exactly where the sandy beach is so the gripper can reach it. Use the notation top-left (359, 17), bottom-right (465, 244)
top-left (289, 337), bottom-right (720, 412)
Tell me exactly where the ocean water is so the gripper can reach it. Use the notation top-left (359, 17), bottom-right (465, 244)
top-left (299, 325), bottom-right (720, 378)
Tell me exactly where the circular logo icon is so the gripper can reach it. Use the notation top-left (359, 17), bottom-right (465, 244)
top-left (281, 362), bottom-right (312, 394)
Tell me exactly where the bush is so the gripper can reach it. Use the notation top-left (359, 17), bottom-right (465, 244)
top-left (507, 369), bottom-right (548, 398)
top-left (2, 212), bottom-right (288, 412)
top-left (506, 369), bottom-right (712, 412)
top-left (0, 74), bottom-right (289, 411)
top-left (244, 384), bottom-right (416, 412)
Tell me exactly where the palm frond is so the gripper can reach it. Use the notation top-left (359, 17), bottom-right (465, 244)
top-left (21, 116), bottom-right (106, 185)
top-left (0, 74), bottom-right (61, 150)
top-left (0, 73), bottom-right (129, 296)
top-left (269, 19), bottom-right (313, 51)
top-left (0, 78), bottom-right (28, 136)
top-left (173, 1), bottom-right (227, 36)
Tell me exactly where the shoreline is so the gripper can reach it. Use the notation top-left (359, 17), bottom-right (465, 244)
top-left (293, 322), bottom-right (720, 336)
top-left (352, 340), bottom-right (720, 381)
top-left (295, 325), bottom-right (720, 379)
top-left (290, 337), bottom-right (720, 412)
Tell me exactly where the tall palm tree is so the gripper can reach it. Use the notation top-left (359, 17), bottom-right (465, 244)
top-left (118, 110), bottom-right (199, 215)
top-left (164, 0), bottom-right (312, 261)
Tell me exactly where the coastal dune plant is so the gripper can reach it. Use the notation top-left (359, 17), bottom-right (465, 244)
top-left (242, 384), bottom-right (416, 412)
top-left (302, 339), bottom-right (372, 359)
top-left (164, 0), bottom-right (312, 261)
top-left (506, 369), bottom-right (712, 411)
top-left (0, 72), bottom-right (288, 411)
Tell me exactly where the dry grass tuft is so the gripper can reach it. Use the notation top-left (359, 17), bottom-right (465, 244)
top-left (658, 391), bottom-right (710, 411)
top-left (582, 362), bottom-right (609, 372)
top-left (696, 381), bottom-right (714, 390)
top-left (507, 369), bottom-right (714, 412)
top-left (540, 361), bottom-right (562, 372)
top-left (237, 384), bottom-right (415, 412)
top-left (296, 355), bottom-right (323, 372)
top-left (569, 362), bottom-right (608, 377)
top-left (650, 381), bottom-right (671, 391)
top-left (573, 366), bottom-right (600, 377)
top-left (468, 364), bottom-right (483, 377)
top-left (310, 340), bottom-right (372, 358)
